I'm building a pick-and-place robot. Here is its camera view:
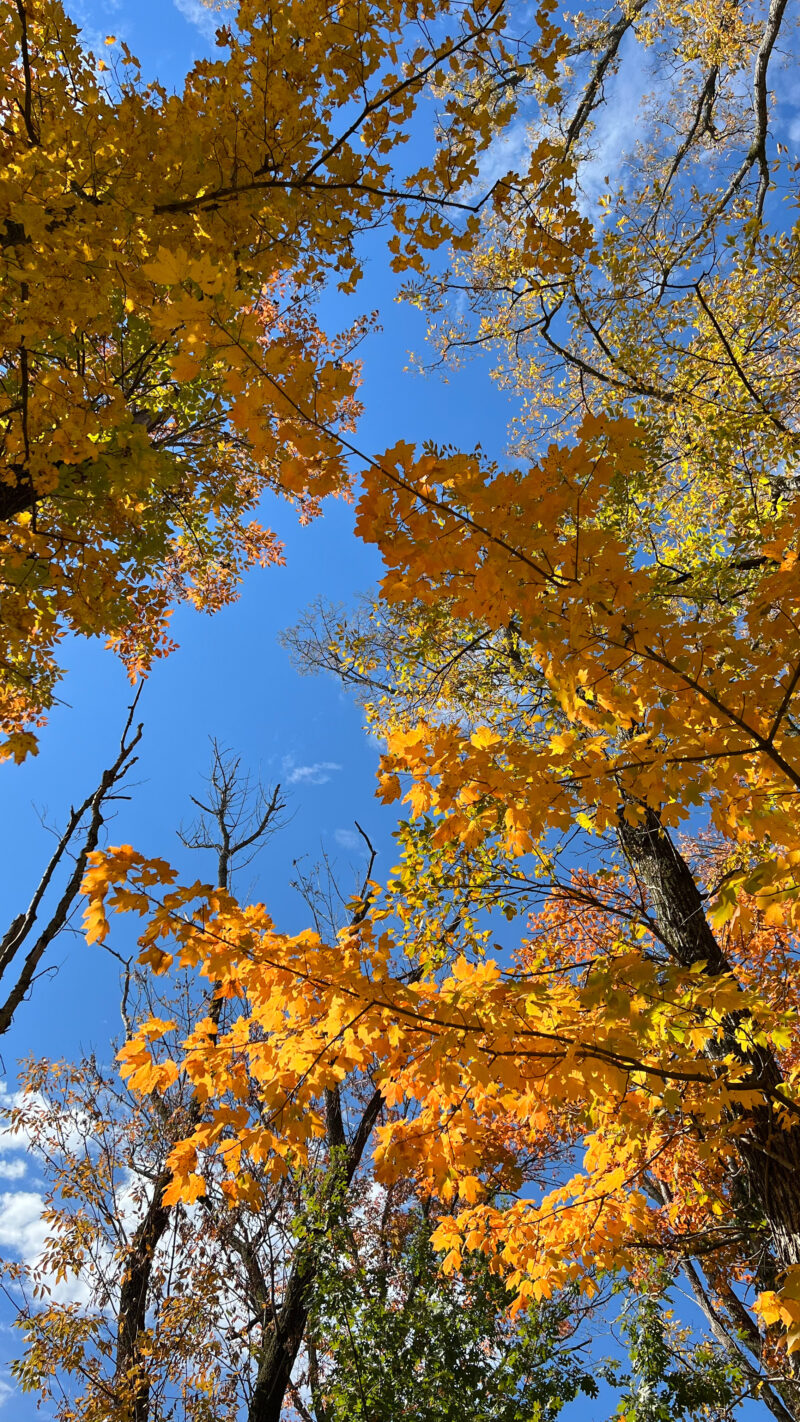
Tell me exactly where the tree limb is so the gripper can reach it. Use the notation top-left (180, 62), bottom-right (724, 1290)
top-left (0, 692), bottom-right (143, 1036)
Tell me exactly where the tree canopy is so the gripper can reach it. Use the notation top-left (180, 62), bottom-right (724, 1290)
top-left (1, 0), bottom-right (537, 759)
top-left (4, 0), bottom-right (800, 1419)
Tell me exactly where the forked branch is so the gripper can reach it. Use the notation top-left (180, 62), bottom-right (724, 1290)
top-left (0, 691), bottom-right (143, 1036)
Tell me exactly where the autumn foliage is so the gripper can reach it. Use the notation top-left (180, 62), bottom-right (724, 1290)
top-left (4, 0), bottom-right (800, 1418)
top-left (81, 846), bottom-right (800, 1322)
top-left (1, 0), bottom-right (535, 759)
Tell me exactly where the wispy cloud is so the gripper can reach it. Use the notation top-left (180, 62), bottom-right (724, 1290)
top-left (173, 0), bottom-right (221, 37)
top-left (67, 0), bottom-right (124, 59)
top-left (574, 36), bottom-right (664, 215)
top-left (334, 827), bottom-right (362, 851)
top-left (473, 32), bottom-right (671, 221)
top-left (468, 118), bottom-right (533, 198)
top-left (282, 757), bottom-right (341, 787)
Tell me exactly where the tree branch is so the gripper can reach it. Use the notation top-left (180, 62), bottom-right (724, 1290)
top-left (0, 692), bottom-right (143, 1036)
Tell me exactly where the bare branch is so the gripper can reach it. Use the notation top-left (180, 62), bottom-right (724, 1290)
top-left (0, 690), bottom-right (144, 1036)
top-left (178, 739), bottom-right (288, 890)
top-left (563, 0), bottom-right (649, 159)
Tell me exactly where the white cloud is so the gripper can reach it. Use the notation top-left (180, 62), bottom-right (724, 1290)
top-left (173, 0), bottom-right (222, 37)
top-left (0, 1080), bottom-right (31, 1156)
top-left (0, 1173), bottom-right (146, 1309)
top-left (0, 1380), bottom-right (12, 1411)
top-left (468, 118), bottom-right (533, 198)
top-left (0, 1081), bottom-right (130, 1306)
top-left (282, 757), bottom-right (342, 787)
top-left (0, 1191), bottom-right (49, 1263)
top-left (0, 1159), bottom-right (26, 1181)
top-left (334, 828), bottom-right (362, 851)
top-left (0, 1079), bottom-right (86, 1161)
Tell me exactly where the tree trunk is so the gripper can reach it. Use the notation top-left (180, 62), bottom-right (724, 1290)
top-left (618, 807), bottom-right (800, 1273)
top-left (0, 468), bottom-right (36, 524)
top-left (115, 1171), bottom-right (172, 1422)
top-left (249, 1260), bottom-right (313, 1422)
top-left (247, 1087), bottom-right (384, 1422)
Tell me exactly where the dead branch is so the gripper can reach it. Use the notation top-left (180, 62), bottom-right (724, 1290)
top-left (0, 690), bottom-right (143, 1036)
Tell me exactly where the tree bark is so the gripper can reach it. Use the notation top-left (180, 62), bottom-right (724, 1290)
top-left (114, 1171), bottom-right (172, 1422)
top-left (0, 473), bottom-right (37, 524)
top-left (618, 807), bottom-right (800, 1274)
top-left (247, 1087), bottom-right (384, 1422)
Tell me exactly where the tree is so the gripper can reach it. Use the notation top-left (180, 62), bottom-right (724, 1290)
top-left (80, 0), bottom-right (800, 1415)
top-left (6, 1055), bottom-right (609, 1422)
top-left (343, 0), bottom-right (800, 1376)
top-left (7, 743), bottom-right (382, 1422)
top-left (7, 1019), bottom-right (389, 1422)
top-left (1, 0), bottom-right (544, 760)
top-left (305, 1189), bottom-right (600, 1422)
top-left (82, 843), bottom-right (800, 1418)
top-left (5, 746), bottom-right (603, 1422)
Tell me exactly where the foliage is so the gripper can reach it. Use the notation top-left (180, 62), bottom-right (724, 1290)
top-left (613, 1288), bottom-right (742, 1422)
top-left (9, 0), bottom-right (800, 1419)
top-left (78, 843), bottom-right (800, 1422)
top-left (307, 1191), bottom-right (599, 1422)
top-left (3, 1013), bottom-right (603, 1422)
top-left (1, 0), bottom-right (541, 759)
top-left (4, 1045), bottom-right (249, 1422)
